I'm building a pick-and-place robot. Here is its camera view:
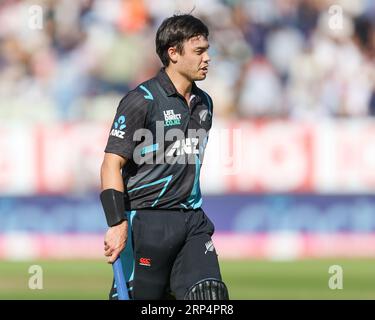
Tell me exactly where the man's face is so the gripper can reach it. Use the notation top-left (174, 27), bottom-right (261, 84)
top-left (174, 35), bottom-right (210, 81)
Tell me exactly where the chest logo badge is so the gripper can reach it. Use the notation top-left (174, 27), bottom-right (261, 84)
top-left (199, 110), bottom-right (208, 124)
top-left (163, 109), bottom-right (181, 127)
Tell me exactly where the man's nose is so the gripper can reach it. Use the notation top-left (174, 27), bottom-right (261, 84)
top-left (203, 51), bottom-right (211, 63)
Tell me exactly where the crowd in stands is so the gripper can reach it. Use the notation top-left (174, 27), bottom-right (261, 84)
top-left (0, 0), bottom-right (374, 121)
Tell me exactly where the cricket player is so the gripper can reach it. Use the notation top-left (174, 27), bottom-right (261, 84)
top-left (100, 14), bottom-right (229, 300)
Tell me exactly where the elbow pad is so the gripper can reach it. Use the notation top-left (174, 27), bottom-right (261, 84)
top-left (100, 189), bottom-right (128, 227)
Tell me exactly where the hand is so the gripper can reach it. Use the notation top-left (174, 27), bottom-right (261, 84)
top-left (104, 220), bottom-right (128, 264)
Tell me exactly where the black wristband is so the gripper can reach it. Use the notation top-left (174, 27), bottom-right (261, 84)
top-left (100, 189), bottom-right (128, 227)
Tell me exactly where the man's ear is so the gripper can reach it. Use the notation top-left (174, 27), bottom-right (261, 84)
top-left (167, 46), bottom-right (178, 64)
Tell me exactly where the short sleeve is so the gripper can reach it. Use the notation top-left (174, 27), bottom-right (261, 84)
top-left (104, 90), bottom-right (149, 160)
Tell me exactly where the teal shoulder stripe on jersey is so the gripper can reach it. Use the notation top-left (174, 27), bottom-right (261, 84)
top-left (128, 175), bottom-right (173, 207)
top-left (139, 85), bottom-right (154, 100)
top-left (202, 91), bottom-right (212, 116)
top-left (141, 143), bottom-right (159, 156)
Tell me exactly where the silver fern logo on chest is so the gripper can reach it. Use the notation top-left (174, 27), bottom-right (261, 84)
top-left (205, 240), bottom-right (215, 254)
top-left (199, 110), bottom-right (209, 124)
top-left (163, 109), bottom-right (181, 127)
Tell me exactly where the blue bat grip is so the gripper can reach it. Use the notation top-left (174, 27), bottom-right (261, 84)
top-left (112, 257), bottom-right (129, 300)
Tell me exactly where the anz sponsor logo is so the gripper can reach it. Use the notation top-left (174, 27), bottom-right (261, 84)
top-left (110, 115), bottom-right (126, 139)
top-left (132, 122), bottom-right (209, 165)
top-left (166, 138), bottom-right (199, 156)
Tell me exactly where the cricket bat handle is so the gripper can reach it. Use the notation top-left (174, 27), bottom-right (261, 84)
top-left (112, 257), bottom-right (129, 300)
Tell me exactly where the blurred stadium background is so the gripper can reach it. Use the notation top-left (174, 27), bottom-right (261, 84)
top-left (1, 0), bottom-right (375, 299)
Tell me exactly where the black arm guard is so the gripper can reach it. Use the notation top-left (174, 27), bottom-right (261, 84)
top-left (100, 189), bottom-right (127, 227)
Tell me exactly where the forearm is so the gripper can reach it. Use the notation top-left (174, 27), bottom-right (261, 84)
top-left (100, 153), bottom-right (128, 227)
top-left (100, 153), bottom-right (127, 191)
top-left (101, 162), bottom-right (124, 191)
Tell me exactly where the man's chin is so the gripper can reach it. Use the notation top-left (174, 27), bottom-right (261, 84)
top-left (194, 74), bottom-right (207, 81)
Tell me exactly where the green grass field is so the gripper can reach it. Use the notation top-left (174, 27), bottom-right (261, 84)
top-left (0, 259), bottom-right (374, 299)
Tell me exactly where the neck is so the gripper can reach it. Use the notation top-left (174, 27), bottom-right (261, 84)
top-left (165, 67), bottom-right (193, 100)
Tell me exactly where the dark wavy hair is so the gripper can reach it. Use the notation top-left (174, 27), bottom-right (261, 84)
top-left (155, 14), bottom-right (209, 67)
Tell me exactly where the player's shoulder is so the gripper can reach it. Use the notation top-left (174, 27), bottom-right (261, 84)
top-left (134, 79), bottom-right (156, 102)
top-left (119, 81), bottom-right (156, 109)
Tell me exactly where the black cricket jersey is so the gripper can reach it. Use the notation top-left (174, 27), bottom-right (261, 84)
top-left (104, 68), bottom-right (213, 210)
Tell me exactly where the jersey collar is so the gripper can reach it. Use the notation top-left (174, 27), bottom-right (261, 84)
top-left (156, 68), bottom-right (200, 100)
